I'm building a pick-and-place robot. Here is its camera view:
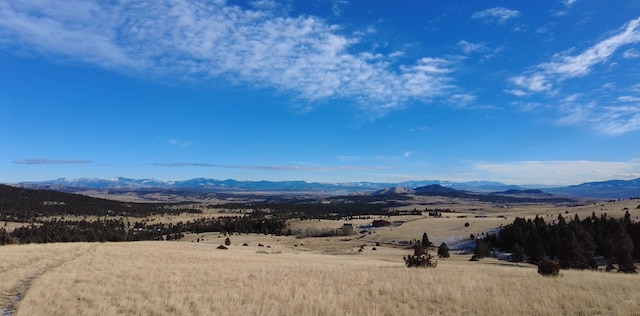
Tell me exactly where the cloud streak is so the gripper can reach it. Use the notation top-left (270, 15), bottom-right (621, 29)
top-left (508, 17), bottom-right (640, 135)
top-left (0, 0), bottom-right (456, 113)
top-left (474, 160), bottom-right (640, 185)
top-left (153, 162), bottom-right (391, 172)
top-left (556, 100), bottom-right (640, 135)
top-left (511, 17), bottom-right (640, 94)
top-left (14, 159), bottom-right (92, 165)
top-left (471, 7), bottom-right (520, 24)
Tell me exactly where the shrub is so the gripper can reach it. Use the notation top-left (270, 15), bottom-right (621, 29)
top-left (404, 242), bottom-right (437, 268)
top-left (537, 257), bottom-right (560, 277)
top-left (216, 245), bottom-right (228, 250)
top-left (224, 237), bottom-right (231, 246)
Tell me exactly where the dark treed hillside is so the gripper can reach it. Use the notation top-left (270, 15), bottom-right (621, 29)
top-left (0, 184), bottom-right (188, 220)
top-left (483, 212), bottom-right (640, 273)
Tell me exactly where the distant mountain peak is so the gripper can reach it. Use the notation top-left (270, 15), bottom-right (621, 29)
top-left (372, 186), bottom-right (412, 195)
top-left (12, 177), bottom-right (640, 199)
top-left (414, 184), bottom-right (460, 194)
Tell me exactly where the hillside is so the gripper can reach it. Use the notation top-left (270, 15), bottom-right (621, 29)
top-left (1, 242), bottom-right (639, 316)
top-left (0, 184), bottom-right (187, 220)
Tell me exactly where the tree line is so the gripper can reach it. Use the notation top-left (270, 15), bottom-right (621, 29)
top-left (482, 211), bottom-right (639, 273)
top-left (1, 211), bottom-right (286, 245)
top-left (0, 184), bottom-right (195, 221)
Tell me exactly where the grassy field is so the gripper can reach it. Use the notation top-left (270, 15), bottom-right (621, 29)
top-left (2, 198), bottom-right (639, 315)
top-left (287, 198), bottom-right (640, 247)
top-left (1, 241), bottom-right (639, 315)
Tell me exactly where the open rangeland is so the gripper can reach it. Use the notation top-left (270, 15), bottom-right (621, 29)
top-left (2, 198), bottom-right (639, 315)
top-left (1, 240), bottom-right (639, 316)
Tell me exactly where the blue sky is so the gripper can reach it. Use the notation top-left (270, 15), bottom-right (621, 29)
top-left (1, 0), bottom-right (640, 185)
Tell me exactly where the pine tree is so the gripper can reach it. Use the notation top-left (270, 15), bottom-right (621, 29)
top-left (438, 242), bottom-right (450, 259)
top-left (511, 243), bottom-right (525, 265)
top-left (421, 232), bottom-right (433, 248)
top-left (525, 232), bottom-right (545, 263)
top-left (473, 240), bottom-right (490, 260)
top-left (614, 227), bottom-right (636, 273)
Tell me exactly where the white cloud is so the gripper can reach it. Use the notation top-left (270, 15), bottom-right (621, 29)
top-left (457, 40), bottom-right (485, 54)
top-left (510, 101), bottom-right (543, 112)
top-left (14, 158), bottom-right (92, 165)
top-left (154, 162), bottom-right (391, 172)
top-left (551, 10), bottom-right (568, 18)
top-left (471, 7), bottom-right (520, 25)
top-left (618, 96), bottom-right (640, 102)
top-left (556, 101), bottom-right (640, 135)
top-left (511, 17), bottom-right (640, 94)
top-left (510, 74), bottom-right (552, 92)
top-left (168, 139), bottom-right (192, 147)
top-left (623, 48), bottom-right (640, 59)
top-left (505, 17), bottom-right (640, 136)
top-left (539, 18), bottom-right (640, 79)
top-left (474, 160), bottom-right (640, 185)
top-left (564, 0), bottom-right (577, 6)
top-left (504, 89), bottom-right (529, 97)
top-left (447, 94), bottom-right (476, 107)
top-left (0, 0), bottom-right (457, 114)
top-left (331, 0), bottom-right (349, 16)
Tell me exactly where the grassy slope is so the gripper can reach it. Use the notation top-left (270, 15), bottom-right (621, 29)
top-left (1, 241), bottom-right (639, 316)
top-left (2, 199), bottom-right (639, 315)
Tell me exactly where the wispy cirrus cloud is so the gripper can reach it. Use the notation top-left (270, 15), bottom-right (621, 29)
top-left (471, 7), bottom-right (520, 25)
top-left (153, 162), bottom-right (216, 168)
top-left (0, 0), bottom-right (456, 114)
top-left (510, 17), bottom-right (640, 94)
top-left (153, 162), bottom-right (391, 172)
top-left (507, 17), bottom-right (640, 135)
top-left (168, 139), bottom-right (192, 148)
top-left (13, 159), bottom-right (92, 165)
top-left (556, 100), bottom-right (640, 135)
top-left (623, 48), bottom-right (640, 59)
top-left (474, 160), bottom-right (640, 185)
top-left (457, 40), bottom-right (485, 54)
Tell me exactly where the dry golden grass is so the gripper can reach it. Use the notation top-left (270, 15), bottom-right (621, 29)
top-left (2, 199), bottom-right (639, 315)
top-left (286, 199), bottom-right (640, 247)
top-left (1, 241), bottom-right (639, 316)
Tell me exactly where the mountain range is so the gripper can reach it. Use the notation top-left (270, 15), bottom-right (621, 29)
top-left (12, 177), bottom-right (640, 199)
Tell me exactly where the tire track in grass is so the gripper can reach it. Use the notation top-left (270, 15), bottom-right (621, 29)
top-left (1, 244), bottom-right (97, 316)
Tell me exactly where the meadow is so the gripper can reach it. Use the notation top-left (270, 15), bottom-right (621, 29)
top-left (2, 198), bottom-right (639, 315)
top-left (2, 238), bottom-right (639, 315)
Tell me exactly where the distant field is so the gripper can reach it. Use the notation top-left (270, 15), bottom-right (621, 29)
top-left (286, 199), bottom-right (640, 247)
top-left (1, 241), bottom-right (639, 315)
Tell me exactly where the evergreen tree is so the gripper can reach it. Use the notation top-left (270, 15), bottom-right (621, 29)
top-left (613, 226), bottom-right (636, 273)
top-left (421, 232), bottom-right (433, 248)
top-left (474, 240), bottom-right (490, 260)
top-left (525, 232), bottom-right (545, 263)
top-left (511, 243), bottom-right (525, 265)
top-left (438, 242), bottom-right (450, 259)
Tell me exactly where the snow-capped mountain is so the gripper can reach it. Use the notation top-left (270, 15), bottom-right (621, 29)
top-left (12, 177), bottom-right (640, 199)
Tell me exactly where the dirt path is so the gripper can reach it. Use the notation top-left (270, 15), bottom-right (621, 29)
top-left (1, 244), bottom-right (97, 316)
